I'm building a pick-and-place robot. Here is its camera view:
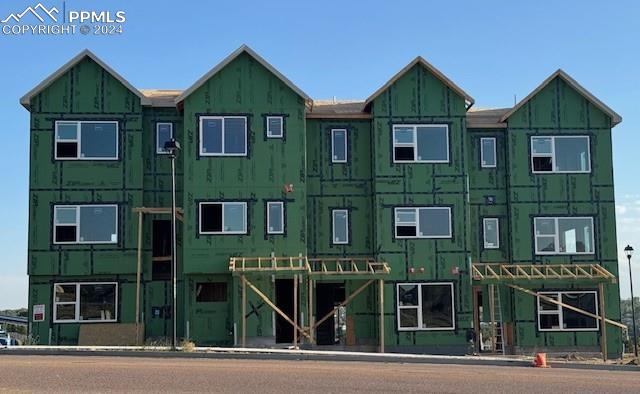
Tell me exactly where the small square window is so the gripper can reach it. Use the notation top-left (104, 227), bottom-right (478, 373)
top-left (266, 116), bottom-right (283, 138)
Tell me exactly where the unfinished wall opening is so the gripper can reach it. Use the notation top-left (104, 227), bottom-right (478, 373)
top-left (196, 282), bottom-right (228, 303)
top-left (275, 279), bottom-right (295, 343)
top-left (152, 220), bottom-right (171, 281)
top-left (315, 282), bottom-right (346, 345)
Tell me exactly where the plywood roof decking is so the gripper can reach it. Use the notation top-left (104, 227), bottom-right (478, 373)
top-left (139, 89), bottom-right (183, 107)
top-left (466, 108), bottom-right (511, 129)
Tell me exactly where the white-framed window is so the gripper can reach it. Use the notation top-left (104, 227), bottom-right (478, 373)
top-left (266, 116), bottom-right (283, 138)
top-left (53, 204), bottom-right (118, 244)
top-left (397, 282), bottom-right (455, 331)
top-left (267, 201), bottom-right (284, 234)
top-left (199, 116), bottom-right (247, 156)
top-left (392, 124), bottom-right (449, 163)
top-left (331, 129), bottom-right (347, 163)
top-left (54, 121), bottom-right (118, 160)
top-left (332, 209), bottom-right (349, 244)
top-left (537, 291), bottom-right (598, 331)
top-left (483, 218), bottom-right (499, 249)
top-left (534, 217), bottom-right (594, 255)
top-left (156, 123), bottom-right (174, 154)
top-left (531, 136), bottom-right (590, 173)
top-left (480, 137), bottom-right (496, 168)
top-left (53, 282), bottom-right (118, 323)
top-left (199, 202), bottom-right (247, 234)
top-left (394, 207), bottom-right (452, 239)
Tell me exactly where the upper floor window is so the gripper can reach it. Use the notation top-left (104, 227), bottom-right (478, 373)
top-left (392, 124), bottom-right (449, 163)
top-left (394, 207), bottom-right (452, 239)
top-left (331, 129), bottom-right (347, 163)
top-left (534, 217), bottom-right (594, 255)
top-left (55, 121), bottom-right (118, 160)
top-left (480, 137), bottom-right (496, 168)
top-left (200, 116), bottom-right (247, 156)
top-left (267, 201), bottom-right (285, 234)
top-left (483, 218), bottom-right (499, 249)
top-left (397, 282), bottom-right (455, 331)
top-left (531, 136), bottom-right (590, 173)
top-left (266, 116), bottom-right (284, 138)
top-left (54, 204), bottom-right (118, 244)
top-left (199, 202), bottom-right (247, 234)
top-left (332, 209), bottom-right (349, 244)
top-left (156, 123), bottom-right (174, 154)
top-left (537, 291), bottom-right (598, 331)
top-left (54, 282), bottom-right (117, 323)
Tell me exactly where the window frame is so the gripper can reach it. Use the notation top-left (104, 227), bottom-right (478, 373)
top-left (156, 122), bottom-right (174, 154)
top-left (199, 115), bottom-right (248, 157)
top-left (394, 206), bottom-right (452, 239)
top-left (53, 204), bottom-right (119, 245)
top-left (483, 217), bottom-right (500, 249)
top-left (331, 128), bottom-right (348, 163)
top-left (266, 201), bottom-right (285, 235)
top-left (530, 135), bottom-right (591, 174)
top-left (53, 282), bottom-right (118, 323)
top-left (331, 209), bottom-right (349, 244)
top-left (480, 137), bottom-right (497, 168)
top-left (266, 116), bottom-right (284, 138)
top-left (392, 124), bottom-right (450, 164)
top-left (533, 216), bottom-right (595, 255)
top-left (537, 290), bottom-right (599, 332)
top-left (54, 120), bottom-right (119, 160)
top-left (396, 282), bottom-right (455, 331)
top-left (198, 201), bottom-right (248, 235)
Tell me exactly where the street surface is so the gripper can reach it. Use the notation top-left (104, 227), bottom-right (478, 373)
top-left (0, 355), bottom-right (638, 393)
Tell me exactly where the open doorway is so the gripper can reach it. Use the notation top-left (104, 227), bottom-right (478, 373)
top-left (275, 279), bottom-right (295, 343)
top-left (315, 282), bottom-right (346, 345)
top-left (152, 220), bottom-right (171, 281)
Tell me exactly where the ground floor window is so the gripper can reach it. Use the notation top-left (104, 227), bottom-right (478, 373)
top-left (196, 282), bottom-right (228, 302)
top-left (537, 290), bottom-right (598, 331)
top-left (53, 282), bottom-right (117, 323)
top-left (396, 282), bottom-right (455, 330)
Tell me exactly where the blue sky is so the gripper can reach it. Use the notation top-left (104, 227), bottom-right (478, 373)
top-left (0, 0), bottom-right (639, 308)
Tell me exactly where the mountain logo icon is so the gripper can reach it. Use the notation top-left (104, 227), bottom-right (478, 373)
top-left (1, 3), bottom-right (59, 23)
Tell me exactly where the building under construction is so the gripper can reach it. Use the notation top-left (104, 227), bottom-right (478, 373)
top-left (24, 45), bottom-right (625, 358)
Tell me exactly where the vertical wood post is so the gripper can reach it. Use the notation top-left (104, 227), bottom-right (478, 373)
top-left (241, 275), bottom-right (246, 348)
top-left (293, 275), bottom-right (298, 348)
top-left (135, 211), bottom-right (142, 345)
top-left (308, 276), bottom-right (314, 345)
top-left (379, 279), bottom-right (384, 353)
top-left (488, 284), bottom-right (496, 353)
top-left (599, 283), bottom-right (607, 361)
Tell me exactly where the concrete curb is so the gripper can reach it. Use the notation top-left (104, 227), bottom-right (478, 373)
top-left (1, 347), bottom-right (638, 372)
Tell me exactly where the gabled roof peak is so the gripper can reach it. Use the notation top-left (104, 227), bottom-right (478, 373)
top-left (365, 56), bottom-right (474, 107)
top-left (20, 49), bottom-right (150, 110)
top-left (174, 44), bottom-right (311, 104)
top-left (500, 69), bottom-right (622, 126)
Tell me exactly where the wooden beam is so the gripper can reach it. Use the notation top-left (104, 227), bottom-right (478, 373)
top-left (379, 279), bottom-right (384, 353)
top-left (599, 283), bottom-right (607, 361)
top-left (313, 280), bottom-right (375, 329)
top-left (508, 284), bottom-right (626, 329)
top-left (293, 275), bottom-right (298, 348)
top-left (241, 275), bottom-right (247, 347)
top-left (489, 284), bottom-right (497, 353)
top-left (135, 211), bottom-right (142, 346)
top-left (243, 276), bottom-right (311, 340)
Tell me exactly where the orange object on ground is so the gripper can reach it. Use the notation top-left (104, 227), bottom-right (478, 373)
top-left (533, 352), bottom-right (550, 368)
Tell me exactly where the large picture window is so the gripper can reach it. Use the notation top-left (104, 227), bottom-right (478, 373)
top-left (534, 217), bottom-right (594, 255)
top-left (53, 205), bottom-right (118, 244)
top-left (199, 202), bottom-right (247, 234)
top-left (537, 291), bottom-right (598, 331)
top-left (54, 121), bottom-right (118, 160)
top-left (397, 283), bottom-right (455, 330)
top-left (200, 116), bottom-right (247, 156)
top-left (394, 207), bottom-right (452, 239)
top-left (531, 136), bottom-right (590, 173)
top-left (53, 282), bottom-right (117, 323)
top-left (392, 124), bottom-right (449, 163)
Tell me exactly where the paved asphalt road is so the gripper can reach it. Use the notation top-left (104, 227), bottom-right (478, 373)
top-left (0, 355), bottom-right (638, 393)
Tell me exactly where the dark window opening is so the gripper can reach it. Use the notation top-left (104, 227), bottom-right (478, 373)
top-left (532, 156), bottom-right (553, 172)
top-left (200, 204), bottom-right (222, 233)
top-left (152, 260), bottom-right (171, 281)
top-left (56, 142), bottom-right (78, 158)
top-left (396, 225), bottom-right (416, 237)
top-left (394, 146), bottom-right (414, 161)
top-left (55, 225), bottom-right (77, 243)
top-left (152, 220), bottom-right (172, 257)
top-left (539, 313), bottom-right (560, 330)
top-left (421, 284), bottom-right (454, 328)
top-left (196, 282), bottom-right (227, 302)
top-left (562, 293), bottom-right (597, 329)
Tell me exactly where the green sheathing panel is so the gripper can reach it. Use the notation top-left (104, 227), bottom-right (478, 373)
top-left (506, 76), bottom-right (621, 357)
top-left (27, 56), bottom-right (144, 344)
top-left (371, 64), bottom-right (472, 353)
top-left (181, 51), bottom-right (307, 344)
